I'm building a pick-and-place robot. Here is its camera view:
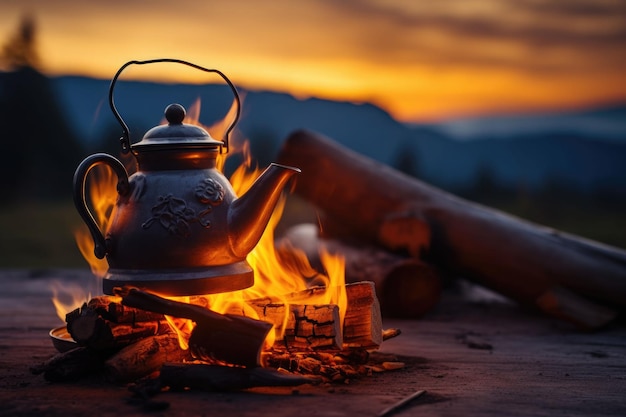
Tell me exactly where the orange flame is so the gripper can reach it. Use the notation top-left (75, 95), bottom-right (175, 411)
top-left (49, 280), bottom-right (93, 323)
top-left (74, 165), bottom-right (117, 278)
top-left (65, 97), bottom-right (346, 351)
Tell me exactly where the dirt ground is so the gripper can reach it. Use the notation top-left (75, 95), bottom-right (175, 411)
top-left (1, 269), bottom-right (625, 417)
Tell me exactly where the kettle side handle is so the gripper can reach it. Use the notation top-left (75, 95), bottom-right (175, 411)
top-left (73, 153), bottom-right (130, 259)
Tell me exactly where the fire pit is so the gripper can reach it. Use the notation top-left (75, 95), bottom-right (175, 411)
top-left (13, 58), bottom-right (626, 416)
top-left (34, 59), bottom-right (405, 402)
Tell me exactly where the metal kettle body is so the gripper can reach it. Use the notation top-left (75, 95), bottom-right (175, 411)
top-left (73, 59), bottom-right (299, 296)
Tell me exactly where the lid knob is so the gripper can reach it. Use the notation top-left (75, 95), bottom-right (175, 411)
top-left (165, 103), bottom-right (186, 125)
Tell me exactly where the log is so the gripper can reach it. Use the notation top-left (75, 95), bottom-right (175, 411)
top-left (247, 281), bottom-right (382, 350)
top-left (30, 346), bottom-right (111, 382)
top-left (342, 281), bottom-right (382, 349)
top-left (66, 301), bottom-right (171, 349)
top-left (160, 363), bottom-right (320, 391)
top-left (247, 302), bottom-right (342, 350)
top-left (278, 223), bottom-right (442, 318)
top-left (105, 334), bottom-right (191, 383)
top-left (119, 288), bottom-right (272, 367)
top-left (535, 286), bottom-right (618, 330)
top-left (85, 296), bottom-right (164, 323)
top-left (277, 130), bottom-right (626, 325)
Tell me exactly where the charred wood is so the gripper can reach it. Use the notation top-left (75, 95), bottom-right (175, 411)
top-left (105, 334), bottom-right (190, 383)
top-left (159, 363), bottom-right (320, 391)
top-left (85, 296), bottom-right (164, 323)
top-left (30, 346), bottom-right (111, 382)
top-left (247, 302), bottom-right (342, 350)
top-left (119, 288), bottom-right (272, 367)
top-left (66, 301), bottom-right (171, 349)
top-left (248, 282), bottom-right (382, 350)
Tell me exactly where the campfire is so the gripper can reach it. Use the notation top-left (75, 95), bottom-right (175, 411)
top-left (37, 150), bottom-right (399, 389)
top-left (33, 60), bottom-right (403, 397)
top-left (23, 57), bottom-right (626, 417)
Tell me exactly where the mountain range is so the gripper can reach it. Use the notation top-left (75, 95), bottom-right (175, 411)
top-left (51, 76), bottom-right (626, 195)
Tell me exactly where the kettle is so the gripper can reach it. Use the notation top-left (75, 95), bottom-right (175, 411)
top-left (73, 59), bottom-right (300, 296)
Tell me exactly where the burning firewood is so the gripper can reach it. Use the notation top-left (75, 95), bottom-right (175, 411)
top-left (84, 295), bottom-right (165, 323)
top-left (247, 302), bottom-right (342, 350)
top-left (66, 299), bottom-right (171, 350)
top-left (278, 130), bottom-right (626, 328)
top-left (342, 281), bottom-right (383, 349)
top-left (264, 350), bottom-right (406, 384)
top-left (105, 334), bottom-right (191, 383)
top-left (118, 287), bottom-right (272, 368)
top-left (245, 282), bottom-right (383, 351)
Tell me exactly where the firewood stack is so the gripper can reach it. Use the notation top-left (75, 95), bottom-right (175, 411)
top-left (32, 283), bottom-right (402, 390)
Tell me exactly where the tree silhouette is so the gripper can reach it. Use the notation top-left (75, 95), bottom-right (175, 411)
top-left (0, 15), bottom-right (84, 203)
top-left (0, 14), bottom-right (40, 70)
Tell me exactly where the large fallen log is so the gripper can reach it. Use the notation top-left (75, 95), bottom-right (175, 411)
top-left (277, 130), bottom-right (626, 325)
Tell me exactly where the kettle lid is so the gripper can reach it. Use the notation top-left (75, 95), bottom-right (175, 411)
top-left (132, 103), bottom-right (224, 151)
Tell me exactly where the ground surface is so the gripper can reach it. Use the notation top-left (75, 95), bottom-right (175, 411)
top-left (1, 269), bottom-right (625, 417)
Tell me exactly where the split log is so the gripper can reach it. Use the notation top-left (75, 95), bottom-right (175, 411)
top-left (66, 301), bottom-right (171, 349)
top-left (160, 363), bottom-right (320, 391)
top-left (85, 296), bottom-right (164, 323)
top-left (278, 130), bottom-right (626, 326)
top-left (342, 281), bottom-right (382, 349)
top-left (248, 302), bottom-right (342, 350)
top-left (119, 288), bottom-right (272, 367)
top-left (247, 281), bottom-right (382, 350)
top-left (279, 223), bottom-right (442, 318)
top-left (105, 334), bottom-right (191, 383)
top-left (30, 346), bottom-right (111, 382)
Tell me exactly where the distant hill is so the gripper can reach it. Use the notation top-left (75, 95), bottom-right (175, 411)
top-left (431, 104), bottom-right (626, 144)
top-left (51, 75), bottom-right (626, 195)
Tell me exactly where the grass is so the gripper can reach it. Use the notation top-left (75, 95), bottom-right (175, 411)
top-left (0, 195), bottom-right (624, 269)
top-left (468, 195), bottom-right (626, 250)
top-left (0, 201), bottom-right (87, 268)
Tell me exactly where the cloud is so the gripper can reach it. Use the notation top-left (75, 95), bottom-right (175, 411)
top-left (319, 0), bottom-right (626, 74)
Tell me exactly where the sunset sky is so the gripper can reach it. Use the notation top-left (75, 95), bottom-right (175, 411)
top-left (1, 0), bottom-right (625, 122)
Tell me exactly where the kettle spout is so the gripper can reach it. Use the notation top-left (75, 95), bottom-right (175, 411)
top-left (229, 163), bottom-right (300, 258)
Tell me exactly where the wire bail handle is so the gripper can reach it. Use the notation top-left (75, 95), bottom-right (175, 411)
top-left (108, 58), bottom-right (241, 154)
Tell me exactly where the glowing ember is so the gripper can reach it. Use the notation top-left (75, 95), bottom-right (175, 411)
top-left (62, 97), bottom-right (346, 351)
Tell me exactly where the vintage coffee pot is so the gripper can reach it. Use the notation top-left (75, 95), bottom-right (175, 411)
top-left (73, 59), bottom-right (300, 296)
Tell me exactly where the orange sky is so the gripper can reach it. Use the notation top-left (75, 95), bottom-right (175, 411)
top-left (1, 0), bottom-right (625, 122)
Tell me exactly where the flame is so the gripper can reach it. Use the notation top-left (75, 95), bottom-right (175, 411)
top-left (68, 97), bottom-right (347, 352)
top-left (74, 164), bottom-right (117, 278)
top-left (50, 280), bottom-right (93, 322)
top-left (164, 297), bottom-right (195, 351)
